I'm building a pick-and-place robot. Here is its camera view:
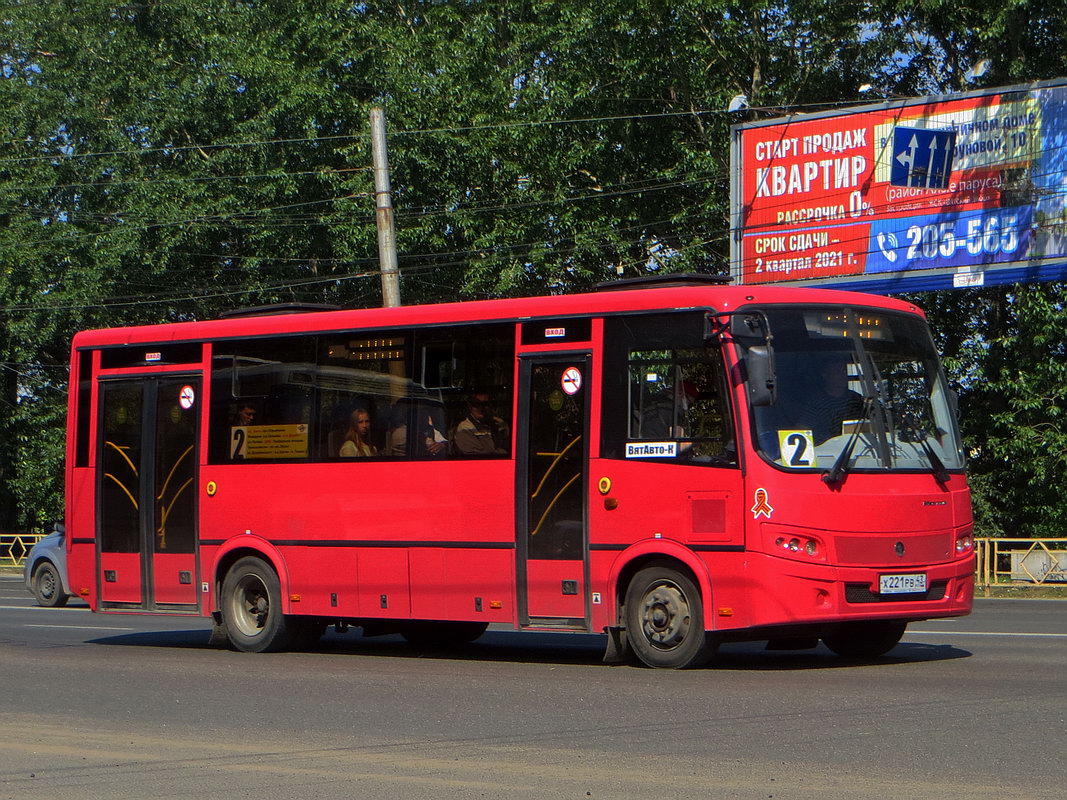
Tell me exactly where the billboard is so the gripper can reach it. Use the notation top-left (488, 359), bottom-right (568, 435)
top-left (730, 79), bottom-right (1067, 292)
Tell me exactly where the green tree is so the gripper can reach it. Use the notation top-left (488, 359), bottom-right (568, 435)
top-left (1, 0), bottom-right (1065, 537)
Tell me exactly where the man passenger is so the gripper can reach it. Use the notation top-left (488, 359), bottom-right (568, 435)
top-left (452, 392), bottom-right (509, 456)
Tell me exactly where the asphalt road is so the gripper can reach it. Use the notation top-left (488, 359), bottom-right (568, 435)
top-left (1, 574), bottom-right (1065, 799)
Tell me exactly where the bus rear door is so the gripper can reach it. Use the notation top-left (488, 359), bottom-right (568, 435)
top-left (97, 375), bottom-right (200, 611)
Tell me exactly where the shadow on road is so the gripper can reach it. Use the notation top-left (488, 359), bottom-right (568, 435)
top-left (87, 627), bottom-right (971, 670)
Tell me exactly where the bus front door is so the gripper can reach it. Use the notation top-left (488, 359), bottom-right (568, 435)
top-left (97, 376), bottom-right (200, 610)
top-left (517, 356), bottom-right (590, 628)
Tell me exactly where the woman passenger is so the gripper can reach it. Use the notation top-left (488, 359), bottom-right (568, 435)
top-left (339, 407), bottom-right (377, 457)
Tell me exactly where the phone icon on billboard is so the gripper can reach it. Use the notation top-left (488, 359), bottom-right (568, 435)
top-left (876, 231), bottom-right (898, 262)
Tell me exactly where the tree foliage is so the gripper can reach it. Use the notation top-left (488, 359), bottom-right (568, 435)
top-left (0, 0), bottom-right (1065, 534)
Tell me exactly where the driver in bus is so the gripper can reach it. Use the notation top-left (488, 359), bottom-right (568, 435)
top-left (799, 355), bottom-right (864, 445)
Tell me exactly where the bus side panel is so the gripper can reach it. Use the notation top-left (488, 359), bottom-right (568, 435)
top-left (200, 461), bottom-right (515, 621)
top-left (587, 458), bottom-right (746, 632)
top-left (284, 548), bottom-right (359, 617)
top-left (357, 549), bottom-right (411, 617)
top-left (697, 551), bottom-right (754, 630)
top-left (409, 548), bottom-right (514, 622)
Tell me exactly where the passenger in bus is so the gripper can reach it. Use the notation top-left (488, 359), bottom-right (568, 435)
top-left (799, 356), bottom-right (865, 444)
top-left (385, 400), bottom-right (448, 457)
top-left (452, 392), bottom-right (509, 456)
top-left (234, 402), bottom-right (257, 426)
top-left (339, 407), bottom-right (377, 457)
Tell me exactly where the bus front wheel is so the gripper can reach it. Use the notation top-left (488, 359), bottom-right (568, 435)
top-left (625, 565), bottom-right (713, 669)
top-left (220, 557), bottom-right (294, 653)
top-left (822, 620), bottom-right (907, 658)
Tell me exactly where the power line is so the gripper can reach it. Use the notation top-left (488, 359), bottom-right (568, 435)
top-left (0, 109), bottom-right (725, 167)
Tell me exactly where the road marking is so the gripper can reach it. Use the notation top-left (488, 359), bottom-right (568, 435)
top-left (909, 629), bottom-right (1067, 638)
top-left (25, 624), bottom-right (135, 631)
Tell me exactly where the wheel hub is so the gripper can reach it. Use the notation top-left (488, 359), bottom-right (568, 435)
top-left (640, 582), bottom-right (691, 650)
top-left (231, 575), bottom-right (270, 635)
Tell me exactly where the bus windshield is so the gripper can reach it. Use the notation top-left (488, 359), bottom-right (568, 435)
top-left (749, 306), bottom-right (965, 475)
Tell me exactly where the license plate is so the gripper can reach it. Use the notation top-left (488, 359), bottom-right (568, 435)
top-left (878, 573), bottom-right (928, 594)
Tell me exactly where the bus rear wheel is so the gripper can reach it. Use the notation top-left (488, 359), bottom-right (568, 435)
top-left (625, 565), bottom-right (713, 669)
top-left (221, 557), bottom-right (294, 653)
top-left (822, 620), bottom-right (907, 658)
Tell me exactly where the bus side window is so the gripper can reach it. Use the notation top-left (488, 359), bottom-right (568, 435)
top-left (602, 313), bottom-right (735, 466)
top-left (415, 324), bottom-right (514, 459)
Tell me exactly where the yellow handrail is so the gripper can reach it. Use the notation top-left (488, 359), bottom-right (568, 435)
top-left (156, 445), bottom-right (194, 501)
top-left (104, 472), bottom-right (139, 510)
top-left (531, 435), bottom-right (582, 500)
top-left (530, 472), bottom-right (581, 538)
top-left (156, 477), bottom-right (194, 550)
top-left (104, 440), bottom-right (138, 477)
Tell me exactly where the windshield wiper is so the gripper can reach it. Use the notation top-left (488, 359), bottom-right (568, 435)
top-left (916, 437), bottom-right (950, 485)
top-left (822, 397), bottom-right (873, 485)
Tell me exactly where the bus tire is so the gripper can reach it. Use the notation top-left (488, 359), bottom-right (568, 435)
top-left (822, 620), bottom-right (907, 659)
top-left (220, 557), bottom-right (294, 652)
top-left (401, 621), bottom-right (488, 646)
top-left (33, 561), bottom-right (68, 607)
top-left (625, 565), bottom-right (712, 669)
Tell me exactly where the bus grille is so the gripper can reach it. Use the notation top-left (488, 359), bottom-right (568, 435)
top-left (845, 580), bottom-right (948, 603)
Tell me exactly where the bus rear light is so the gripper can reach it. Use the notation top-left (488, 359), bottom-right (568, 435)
top-left (955, 533), bottom-right (973, 553)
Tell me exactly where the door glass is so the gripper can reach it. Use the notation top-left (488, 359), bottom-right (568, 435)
top-left (154, 380), bottom-right (198, 555)
top-left (100, 384), bottom-right (143, 554)
top-left (526, 363), bottom-right (586, 560)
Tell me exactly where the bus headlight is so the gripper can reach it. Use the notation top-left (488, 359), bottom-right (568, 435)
top-left (772, 531), bottom-right (821, 560)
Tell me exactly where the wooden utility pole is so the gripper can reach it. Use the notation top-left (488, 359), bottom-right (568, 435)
top-left (370, 107), bottom-right (401, 307)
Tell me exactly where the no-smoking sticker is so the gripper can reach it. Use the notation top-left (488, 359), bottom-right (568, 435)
top-left (561, 367), bottom-right (582, 395)
top-left (179, 385), bottom-right (196, 409)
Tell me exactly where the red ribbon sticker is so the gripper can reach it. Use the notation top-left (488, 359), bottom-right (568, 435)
top-left (751, 487), bottom-right (774, 520)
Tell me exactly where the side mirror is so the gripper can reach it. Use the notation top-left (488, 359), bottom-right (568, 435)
top-left (746, 346), bottom-right (777, 407)
top-left (730, 313), bottom-right (767, 339)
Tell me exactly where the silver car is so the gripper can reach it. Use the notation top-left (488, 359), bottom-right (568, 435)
top-left (23, 523), bottom-right (72, 607)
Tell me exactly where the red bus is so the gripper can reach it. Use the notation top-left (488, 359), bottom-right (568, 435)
top-left (64, 277), bottom-right (974, 668)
